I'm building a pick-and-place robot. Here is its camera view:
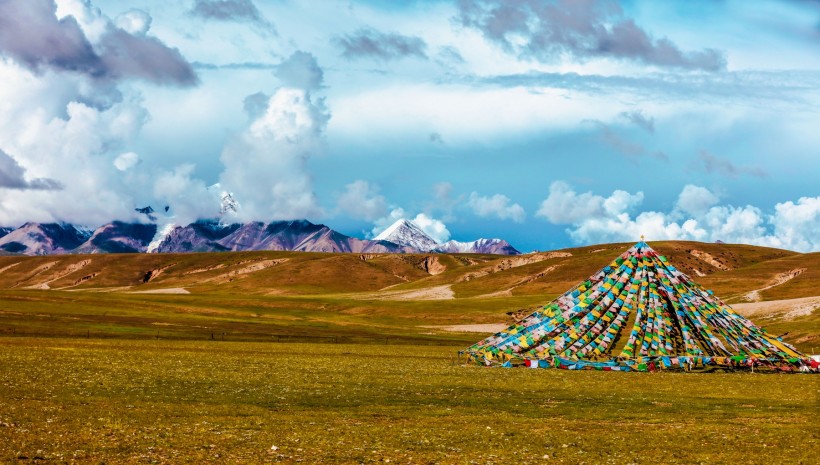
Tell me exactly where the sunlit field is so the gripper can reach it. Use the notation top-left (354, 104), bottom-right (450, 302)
top-left (1, 244), bottom-right (818, 463)
top-left (1, 338), bottom-right (817, 464)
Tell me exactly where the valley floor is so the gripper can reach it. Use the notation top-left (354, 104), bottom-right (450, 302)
top-left (0, 338), bottom-right (817, 464)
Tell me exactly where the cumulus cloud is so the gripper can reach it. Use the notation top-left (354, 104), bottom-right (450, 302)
top-left (337, 28), bottom-right (427, 61)
top-left (113, 152), bottom-right (140, 171)
top-left (219, 87), bottom-right (330, 221)
top-left (274, 51), bottom-right (323, 91)
top-left (768, 197), bottom-right (820, 253)
top-left (675, 184), bottom-right (719, 217)
top-left (0, 0), bottom-right (197, 85)
top-left (467, 192), bottom-right (526, 222)
top-left (694, 150), bottom-right (767, 178)
top-left (0, 68), bottom-right (152, 226)
top-left (410, 213), bottom-right (450, 243)
top-left (189, 0), bottom-right (275, 33)
top-left (0, 149), bottom-right (63, 190)
top-left (242, 91), bottom-right (270, 119)
top-left (456, 0), bottom-right (726, 71)
top-left (153, 164), bottom-right (215, 225)
top-left (115, 9), bottom-right (151, 36)
top-left (337, 180), bottom-right (388, 221)
top-left (537, 181), bottom-right (820, 252)
top-left (536, 181), bottom-right (643, 224)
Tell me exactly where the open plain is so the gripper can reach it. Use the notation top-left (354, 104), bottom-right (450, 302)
top-left (1, 241), bottom-right (818, 463)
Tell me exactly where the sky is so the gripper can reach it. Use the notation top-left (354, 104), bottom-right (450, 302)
top-left (0, 0), bottom-right (818, 252)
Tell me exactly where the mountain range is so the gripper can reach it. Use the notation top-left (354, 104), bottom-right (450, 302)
top-left (0, 218), bottom-right (520, 256)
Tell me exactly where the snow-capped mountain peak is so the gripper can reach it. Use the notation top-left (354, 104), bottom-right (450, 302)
top-left (220, 192), bottom-right (239, 216)
top-left (374, 219), bottom-right (439, 251)
top-left (436, 238), bottom-right (521, 255)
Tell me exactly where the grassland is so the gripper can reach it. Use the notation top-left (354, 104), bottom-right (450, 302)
top-left (0, 241), bottom-right (818, 463)
top-left (0, 241), bottom-right (818, 349)
top-left (1, 338), bottom-right (817, 464)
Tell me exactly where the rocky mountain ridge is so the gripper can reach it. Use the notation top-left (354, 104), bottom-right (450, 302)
top-left (0, 218), bottom-right (520, 256)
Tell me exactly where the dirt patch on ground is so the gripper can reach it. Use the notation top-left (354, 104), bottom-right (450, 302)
top-left (689, 249), bottom-right (731, 271)
top-left (204, 259), bottom-right (288, 284)
top-left (14, 261), bottom-right (58, 288)
top-left (359, 285), bottom-right (455, 301)
top-left (458, 252), bottom-right (571, 283)
top-left (143, 263), bottom-right (177, 283)
top-left (0, 262), bottom-right (21, 274)
top-left (69, 273), bottom-right (98, 287)
top-left (732, 295), bottom-right (819, 320)
top-left (44, 259), bottom-right (92, 285)
top-left (418, 256), bottom-right (447, 275)
top-left (183, 263), bottom-right (227, 275)
top-left (744, 268), bottom-right (806, 302)
top-left (130, 288), bottom-right (191, 295)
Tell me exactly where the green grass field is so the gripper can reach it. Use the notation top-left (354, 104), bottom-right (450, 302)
top-left (1, 338), bottom-right (817, 464)
top-left (1, 242), bottom-right (818, 463)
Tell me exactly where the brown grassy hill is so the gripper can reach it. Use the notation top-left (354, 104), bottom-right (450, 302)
top-left (0, 241), bottom-right (817, 351)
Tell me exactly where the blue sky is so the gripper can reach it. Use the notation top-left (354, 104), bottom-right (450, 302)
top-left (0, 0), bottom-right (818, 251)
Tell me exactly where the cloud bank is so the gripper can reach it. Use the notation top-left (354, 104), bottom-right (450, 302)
top-left (456, 0), bottom-right (726, 71)
top-left (537, 181), bottom-right (820, 252)
top-left (337, 28), bottom-right (427, 61)
top-left (0, 149), bottom-right (63, 190)
top-left (467, 192), bottom-right (525, 222)
top-left (0, 0), bottom-right (197, 85)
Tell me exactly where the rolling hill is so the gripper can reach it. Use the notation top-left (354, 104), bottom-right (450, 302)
top-left (0, 240), bottom-right (816, 351)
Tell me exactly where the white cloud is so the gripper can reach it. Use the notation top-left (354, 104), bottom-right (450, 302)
top-left (0, 71), bottom-right (149, 225)
top-left (410, 212), bottom-right (450, 243)
top-left (676, 184), bottom-right (719, 216)
top-left (337, 180), bottom-right (387, 221)
top-left (115, 9), bottom-right (152, 36)
top-left (536, 181), bottom-right (642, 224)
top-left (537, 181), bottom-right (820, 252)
top-left (767, 197), bottom-right (820, 252)
top-left (153, 164), bottom-right (215, 225)
top-left (219, 87), bottom-right (329, 221)
top-left (113, 151), bottom-right (140, 171)
top-left (467, 192), bottom-right (525, 222)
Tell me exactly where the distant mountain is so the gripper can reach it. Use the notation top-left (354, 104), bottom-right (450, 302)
top-left (374, 219), bottom-right (439, 252)
top-left (219, 220), bottom-right (322, 251)
top-left (0, 227), bottom-right (13, 239)
top-left (0, 218), bottom-right (520, 256)
top-left (374, 219), bottom-right (521, 255)
top-left (74, 221), bottom-right (158, 254)
top-left (164, 219), bottom-right (412, 254)
top-left (0, 222), bottom-right (91, 255)
top-left (288, 226), bottom-right (412, 254)
top-left (437, 238), bottom-right (520, 255)
top-left (154, 220), bottom-right (239, 253)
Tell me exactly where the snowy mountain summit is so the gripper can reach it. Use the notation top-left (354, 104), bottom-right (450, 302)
top-left (220, 192), bottom-right (239, 216)
top-left (374, 219), bottom-right (440, 252)
top-left (437, 238), bottom-right (520, 255)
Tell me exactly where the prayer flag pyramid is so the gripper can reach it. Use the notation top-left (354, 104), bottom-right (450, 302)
top-left (465, 241), bottom-right (814, 372)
